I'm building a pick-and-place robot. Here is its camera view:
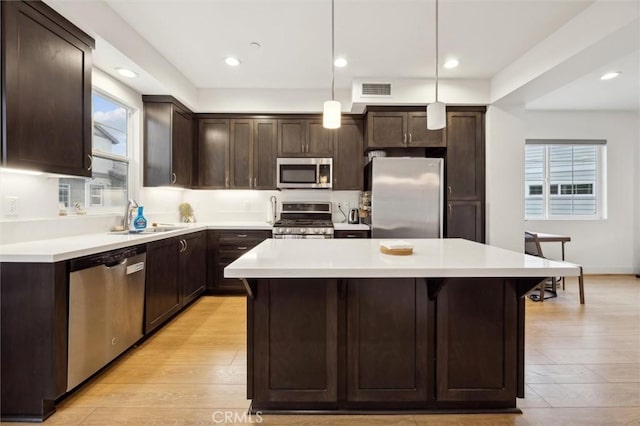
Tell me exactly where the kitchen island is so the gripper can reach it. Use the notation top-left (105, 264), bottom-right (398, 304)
top-left (225, 238), bottom-right (580, 414)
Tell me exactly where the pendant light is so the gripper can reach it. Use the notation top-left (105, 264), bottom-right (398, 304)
top-left (427, 0), bottom-right (446, 130)
top-left (323, 0), bottom-right (341, 129)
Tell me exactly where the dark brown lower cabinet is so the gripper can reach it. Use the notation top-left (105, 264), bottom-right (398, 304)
top-left (207, 230), bottom-right (271, 294)
top-left (145, 238), bottom-right (181, 334)
top-left (346, 278), bottom-right (429, 403)
top-left (248, 277), bottom-right (523, 413)
top-left (252, 279), bottom-right (338, 405)
top-left (181, 232), bottom-right (206, 305)
top-left (436, 278), bottom-right (517, 403)
top-left (446, 200), bottom-right (484, 242)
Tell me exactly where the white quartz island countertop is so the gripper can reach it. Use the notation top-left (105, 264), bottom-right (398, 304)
top-left (225, 238), bottom-right (581, 278)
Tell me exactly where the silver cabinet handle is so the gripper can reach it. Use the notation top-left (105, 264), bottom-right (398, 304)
top-left (183, 239), bottom-right (188, 252)
top-left (178, 240), bottom-right (185, 253)
top-left (409, 133), bottom-right (412, 144)
top-left (87, 155), bottom-right (93, 171)
top-left (172, 172), bottom-right (177, 184)
top-left (237, 234), bottom-right (247, 238)
top-left (253, 177), bottom-right (257, 187)
top-left (403, 133), bottom-right (407, 144)
top-left (448, 186), bottom-right (452, 196)
top-left (237, 246), bottom-right (248, 250)
top-left (225, 177), bottom-right (229, 187)
top-left (448, 204), bottom-right (452, 216)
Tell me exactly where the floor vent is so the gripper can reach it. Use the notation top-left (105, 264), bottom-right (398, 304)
top-left (361, 83), bottom-right (392, 97)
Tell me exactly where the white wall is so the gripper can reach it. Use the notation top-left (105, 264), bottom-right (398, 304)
top-left (485, 106), bottom-right (526, 252)
top-left (525, 111), bottom-right (638, 274)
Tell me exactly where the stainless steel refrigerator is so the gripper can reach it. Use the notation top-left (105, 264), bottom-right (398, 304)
top-left (366, 157), bottom-right (444, 238)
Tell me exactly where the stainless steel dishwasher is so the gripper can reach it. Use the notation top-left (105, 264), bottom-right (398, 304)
top-left (67, 245), bottom-right (146, 391)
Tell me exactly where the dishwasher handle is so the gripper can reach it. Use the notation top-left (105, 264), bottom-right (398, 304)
top-left (69, 245), bottom-right (146, 272)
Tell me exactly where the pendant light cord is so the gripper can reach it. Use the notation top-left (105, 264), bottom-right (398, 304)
top-left (435, 0), bottom-right (439, 102)
top-left (331, 0), bottom-right (335, 101)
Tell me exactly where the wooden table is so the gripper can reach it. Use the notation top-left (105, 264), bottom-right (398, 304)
top-left (527, 232), bottom-right (571, 261)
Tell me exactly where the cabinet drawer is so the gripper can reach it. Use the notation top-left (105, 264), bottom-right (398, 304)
top-left (219, 247), bottom-right (254, 262)
top-left (334, 230), bottom-right (369, 239)
top-left (218, 230), bottom-right (271, 245)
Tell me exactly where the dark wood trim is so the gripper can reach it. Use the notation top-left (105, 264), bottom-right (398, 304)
top-left (142, 95), bottom-right (194, 116)
top-left (23, 1), bottom-right (95, 48)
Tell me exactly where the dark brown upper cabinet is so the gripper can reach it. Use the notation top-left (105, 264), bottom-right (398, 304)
top-left (277, 119), bottom-right (334, 157)
top-left (444, 108), bottom-right (486, 243)
top-left (199, 118), bottom-right (277, 189)
top-left (1, 1), bottom-right (94, 176)
top-left (366, 110), bottom-right (445, 149)
top-left (333, 119), bottom-right (364, 190)
top-left (143, 96), bottom-right (194, 187)
top-left (446, 111), bottom-right (484, 201)
top-left (199, 119), bottom-right (230, 188)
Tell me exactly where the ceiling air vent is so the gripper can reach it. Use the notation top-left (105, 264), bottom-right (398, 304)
top-left (361, 83), bottom-right (391, 97)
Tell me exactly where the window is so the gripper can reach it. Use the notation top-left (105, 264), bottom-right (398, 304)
top-left (59, 92), bottom-right (131, 213)
top-left (525, 140), bottom-right (606, 219)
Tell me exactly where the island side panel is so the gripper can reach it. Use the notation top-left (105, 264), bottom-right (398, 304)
top-left (252, 279), bottom-right (338, 406)
top-left (346, 278), bottom-right (430, 404)
top-left (435, 278), bottom-right (518, 405)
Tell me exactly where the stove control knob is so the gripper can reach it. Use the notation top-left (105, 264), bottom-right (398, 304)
top-left (284, 228), bottom-right (291, 234)
top-left (314, 228), bottom-right (322, 234)
top-left (299, 228), bottom-right (306, 234)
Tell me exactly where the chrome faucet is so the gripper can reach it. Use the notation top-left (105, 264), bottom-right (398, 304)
top-left (123, 199), bottom-right (139, 230)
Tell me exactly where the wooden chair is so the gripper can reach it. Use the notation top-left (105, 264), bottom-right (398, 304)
top-left (524, 231), bottom-right (585, 304)
top-left (524, 231), bottom-right (557, 302)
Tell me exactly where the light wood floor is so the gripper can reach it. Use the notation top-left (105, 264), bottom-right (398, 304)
top-left (7, 275), bottom-right (640, 425)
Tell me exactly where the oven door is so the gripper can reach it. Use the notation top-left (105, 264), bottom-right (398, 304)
top-left (277, 158), bottom-right (332, 189)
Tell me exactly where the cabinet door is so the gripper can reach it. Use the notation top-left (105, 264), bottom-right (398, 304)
top-left (407, 112), bottom-right (446, 147)
top-left (253, 120), bottom-right (277, 189)
top-left (446, 112), bottom-right (484, 200)
top-left (334, 230), bottom-right (369, 239)
top-left (145, 238), bottom-right (181, 334)
top-left (366, 112), bottom-right (406, 148)
top-left (253, 279), bottom-right (338, 403)
top-left (3, 1), bottom-right (93, 177)
top-left (172, 108), bottom-right (193, 187)
top-left (180, 232), bottom-right (206, 305)
top-left (230, 119), bottom-right (253, 188)
top-left (333, 120), bottom-right (364, 190)
top-left (278, 120), bottom-right (306, 156)
top-left (307, 120), bottom-right (334, 157)
top-left (446, 201), bottom-right (483, 243)
top-left (346, 278), bottom-right (429, 402)
top-left (199, 119), bottom-right (230, 188)
top-left (436, 278), bottom-right (517, 402)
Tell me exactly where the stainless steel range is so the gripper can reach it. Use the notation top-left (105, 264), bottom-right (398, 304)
top-left (272, 202), bottom-right (333, 239)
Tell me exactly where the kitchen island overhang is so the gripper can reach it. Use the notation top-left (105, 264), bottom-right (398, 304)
top-left (225, 239), bottom-right (580, 414)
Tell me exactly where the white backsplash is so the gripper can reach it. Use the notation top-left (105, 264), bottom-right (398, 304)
top-left (0, 172), bottom-right (361, 244)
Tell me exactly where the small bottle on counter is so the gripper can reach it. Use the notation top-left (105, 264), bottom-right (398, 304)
top-left (133, 206), bottom-right (147, 230)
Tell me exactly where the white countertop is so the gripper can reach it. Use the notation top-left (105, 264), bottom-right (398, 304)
top-left (0, 221), bottom-right (371, 263)
top-left (0, 221), bottom-right (270, 263)
top-left (224, 238), bottom-right (581, 279)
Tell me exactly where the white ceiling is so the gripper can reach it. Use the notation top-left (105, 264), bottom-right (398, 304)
top-left (46, 0), bottom-right (639, 111)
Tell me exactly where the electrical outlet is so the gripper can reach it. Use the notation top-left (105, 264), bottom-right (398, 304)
top-left (3, 196), bottom-right (18, 216)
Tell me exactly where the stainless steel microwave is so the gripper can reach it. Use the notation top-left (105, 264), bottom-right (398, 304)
top-left (276, 158), bottom-right (332, 189)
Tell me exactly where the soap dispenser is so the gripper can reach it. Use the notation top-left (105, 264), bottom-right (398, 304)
top-left (133, 206), bottom-right (147, 231)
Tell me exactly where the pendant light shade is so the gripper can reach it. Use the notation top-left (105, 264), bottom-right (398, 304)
top-left (427, 101), bottom-right (446, 130)
top-left (323, 100), bottom-right (341, 129)
top-left (427, 0), bottom-right (446, 130)
top-left (323, 0), bottom-right (341, 129)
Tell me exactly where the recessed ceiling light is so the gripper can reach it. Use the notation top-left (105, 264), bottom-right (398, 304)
top-left (334, 57), bottom-right (348, 68)
top-left (600, 71), bottom-right (621, 80)
top-left (115, 67), bottom-right (138, 78)
top-left (249, 42), bottom-right (261, 49)
top-left (225, 57), bottom-right (241, 67)
top-left (443, 58), bottom-right (459, 69)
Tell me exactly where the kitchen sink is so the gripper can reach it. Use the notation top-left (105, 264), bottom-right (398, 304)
top-left (109, 226), bottom-right (183, 235)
